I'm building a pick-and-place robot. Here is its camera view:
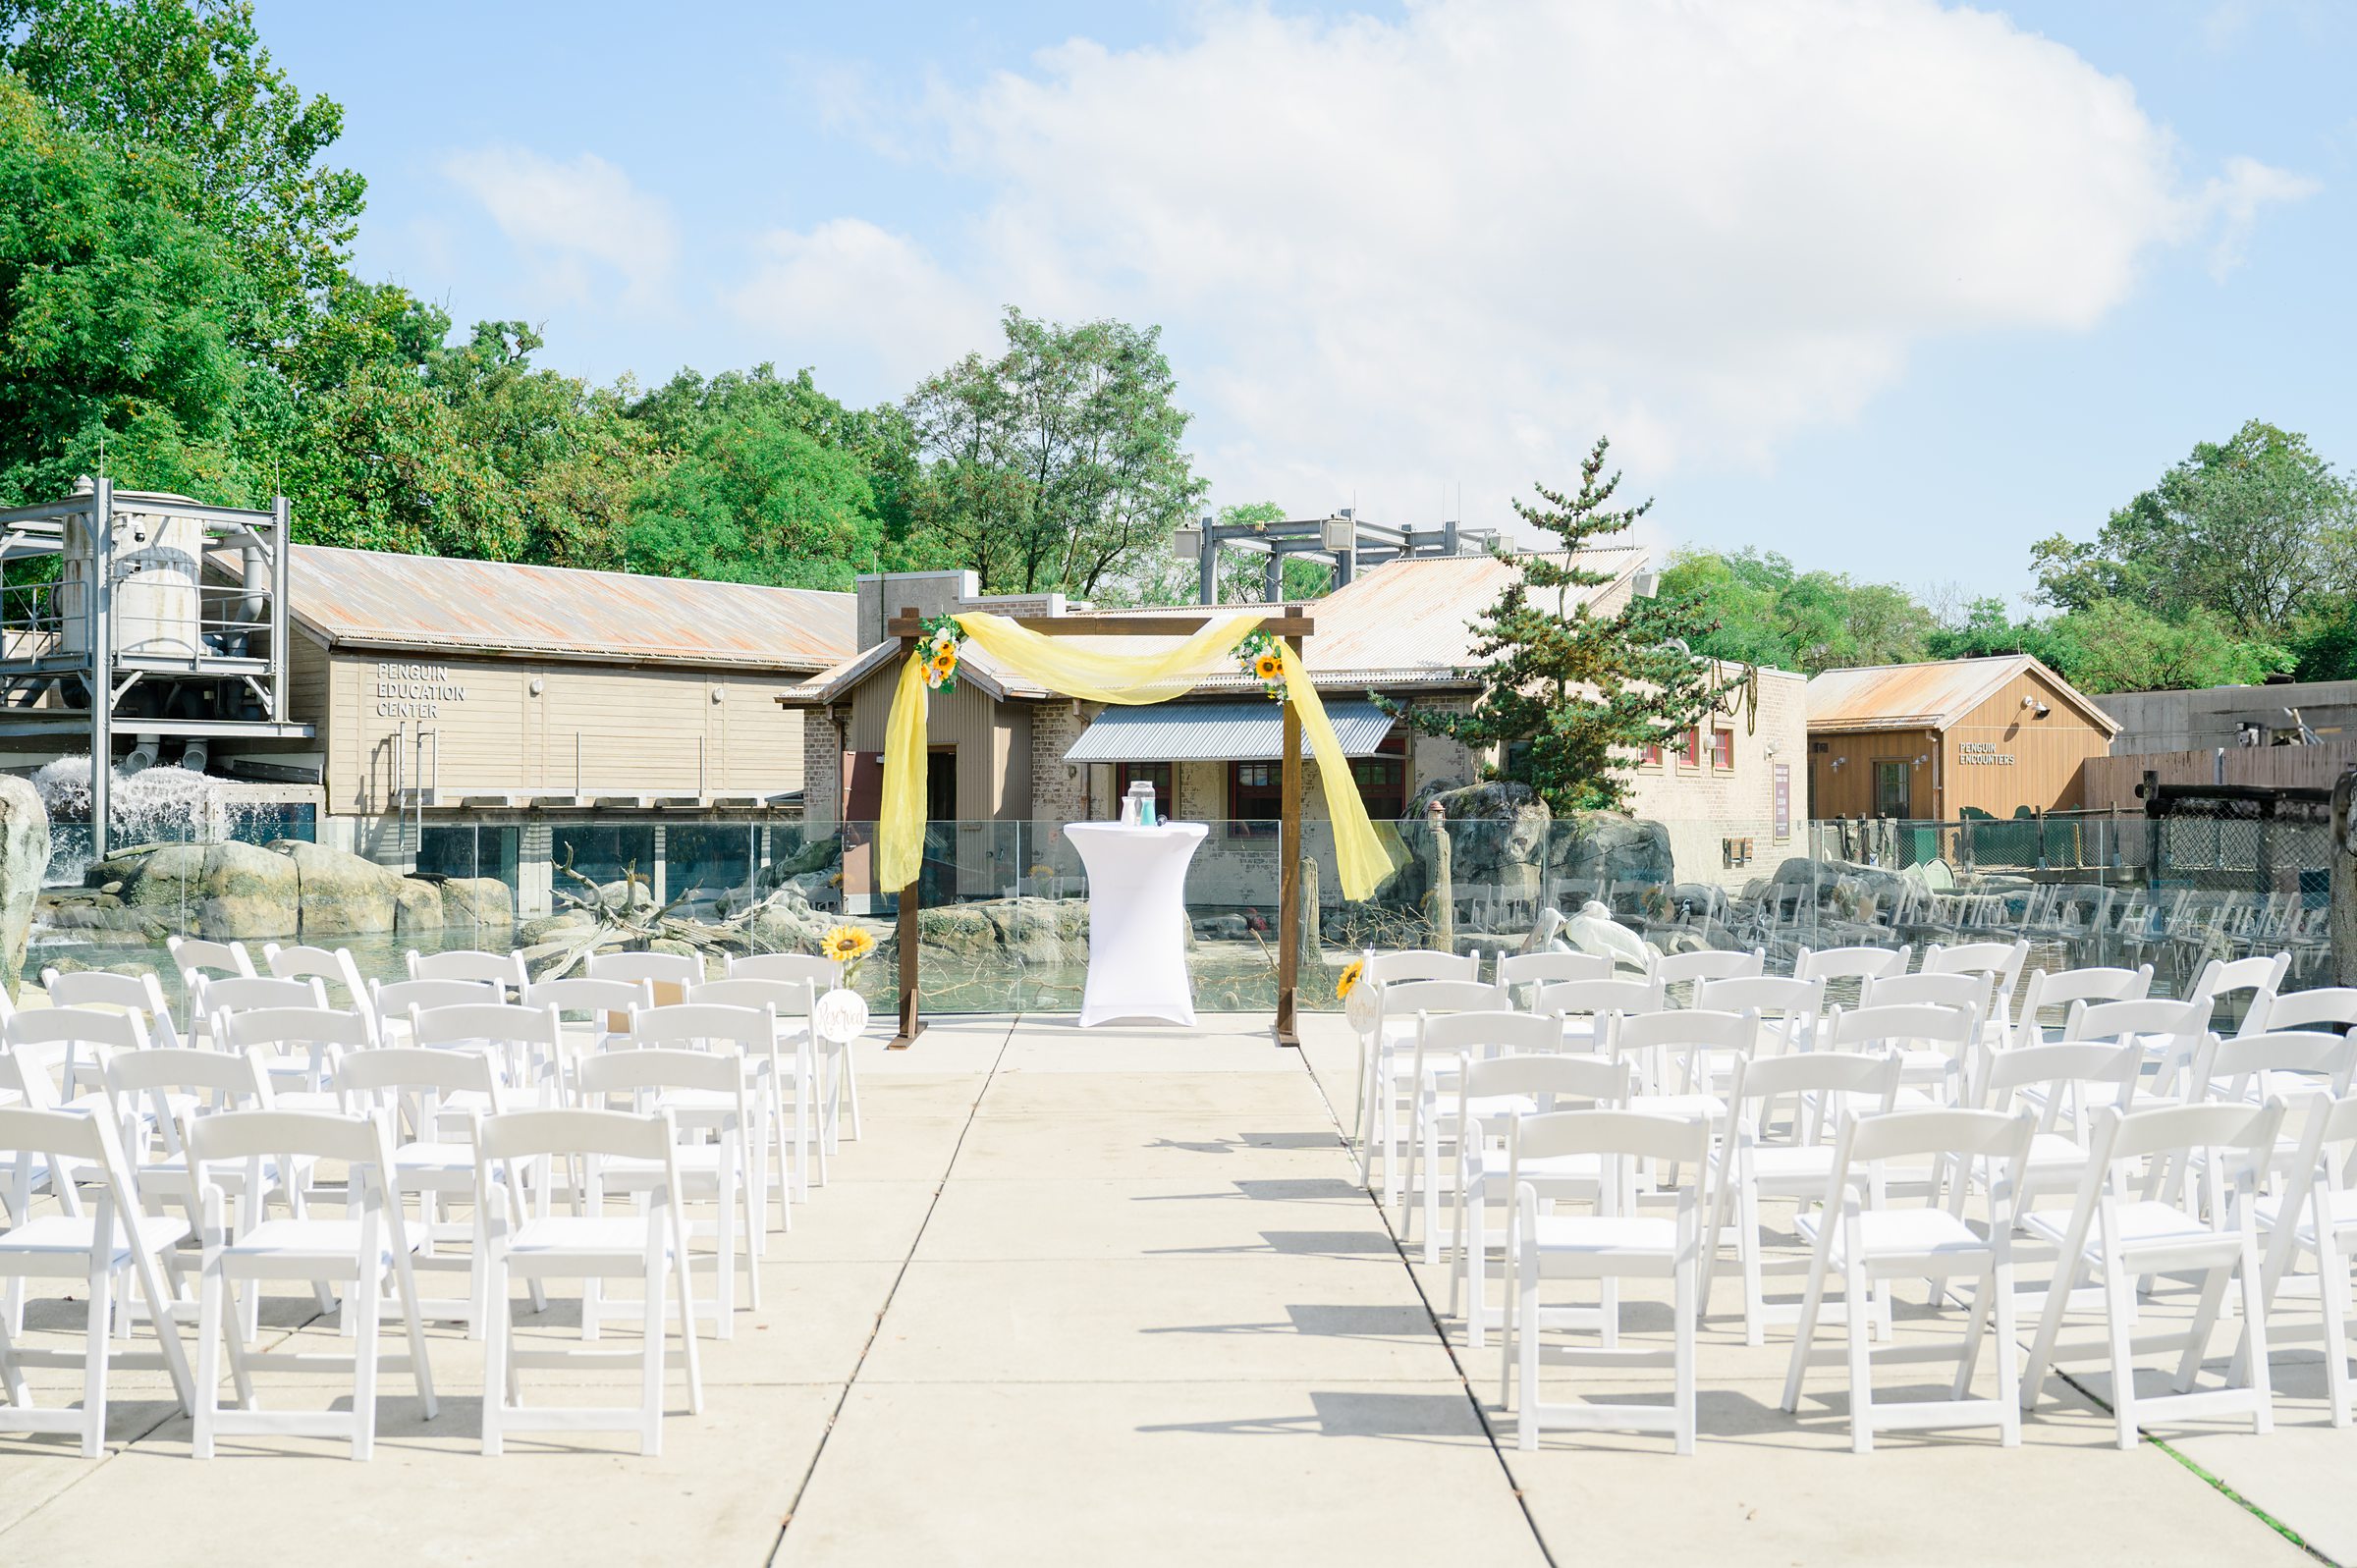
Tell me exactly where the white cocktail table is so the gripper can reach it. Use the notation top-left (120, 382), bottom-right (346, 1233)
top-left (1066, 821), bottom-right (1208, 1028)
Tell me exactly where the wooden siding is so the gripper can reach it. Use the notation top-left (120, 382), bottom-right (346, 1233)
top-left (843, 662), bottom-right (1029, 821)
top-left (324, 650), bottom-right (808, 815)
top-left (1805, 666), bottom-right (2110, 819)
top-left (1807, 727), bottom-right (1939, 819)
top-left (1941, 668), bottom-right (2109, 815)
top-left (2084, 741), bottom-right (2357, 811)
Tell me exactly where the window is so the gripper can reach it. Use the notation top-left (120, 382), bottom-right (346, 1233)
top-left (1643, 740), bottom-right (1663, 767)
top-left (1351, 731), bottom-right (1409, 822)
top-left (1115, 761), bottom-right (1173, 819)
top-left (1710, 728), bottom-right (1734, 770)
top-left (1229, 760), bottom-right (1282, 838)
top-left (1680, 728), bottom-right (1702, 768)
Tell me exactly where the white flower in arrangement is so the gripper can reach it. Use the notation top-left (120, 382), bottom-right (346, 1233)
top-left (932, 629), bottom-right (957, 654)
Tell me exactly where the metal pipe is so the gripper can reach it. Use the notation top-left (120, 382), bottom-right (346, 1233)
top-left (269, 495), bottom-right (290, 723)
top-left (89, 477), bottom-right (112, 860)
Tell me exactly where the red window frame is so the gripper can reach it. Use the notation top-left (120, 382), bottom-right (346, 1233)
top-left (1679, 728), bottom-right (1702, 768)
top-left (1350, 730), bottom-right (1410, 821)
top-left (1710, 728), bottom-right (1734, 770)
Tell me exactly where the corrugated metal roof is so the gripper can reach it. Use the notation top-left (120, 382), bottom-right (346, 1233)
top-left (1807, 655), bottom-right (2120, 736)
top-left (284, 546), bottom-right (857, 673)
top-left (1063, 699), bottom-right (1396, 762)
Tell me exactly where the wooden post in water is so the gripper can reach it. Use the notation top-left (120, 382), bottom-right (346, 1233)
top-left (1276, 603), bottom-right (1304, 1047)
top-left (892, 605), bottom-right (924, 1049)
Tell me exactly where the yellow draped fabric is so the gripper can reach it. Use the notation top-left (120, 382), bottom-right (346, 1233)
top-left (874, 610), bottom-right (1398, 899)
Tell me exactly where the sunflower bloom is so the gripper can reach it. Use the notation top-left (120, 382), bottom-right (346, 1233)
top-left (1336, 958), bottom-right (1365, 1000)
top-left (1254, 653), bottom-right (1283, 680)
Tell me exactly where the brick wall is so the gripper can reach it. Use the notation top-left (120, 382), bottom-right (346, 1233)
top-left (802, 707), bottom-right (843, 827)
top-left (1029, 698), bottom-right (1096, 826)
top-left (1623, 665), bottom-right (1808, 890)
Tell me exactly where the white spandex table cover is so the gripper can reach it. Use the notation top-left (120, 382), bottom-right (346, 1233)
top-left (1067, 821), bottom-right (1208, 1028)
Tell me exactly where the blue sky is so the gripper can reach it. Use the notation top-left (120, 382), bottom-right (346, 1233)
top-left (258, 0), bottom-right (2355, 607)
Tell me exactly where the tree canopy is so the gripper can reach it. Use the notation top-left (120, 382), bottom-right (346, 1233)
top-left (1392, 441), bottom-right (1716, 814)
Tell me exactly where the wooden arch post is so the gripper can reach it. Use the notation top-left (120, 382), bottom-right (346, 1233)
top-left (883, 604), bottom-right (1318, 1050)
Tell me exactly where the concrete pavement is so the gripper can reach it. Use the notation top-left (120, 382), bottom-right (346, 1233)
top-left (0, 1011), bottom-right (2343, 1565)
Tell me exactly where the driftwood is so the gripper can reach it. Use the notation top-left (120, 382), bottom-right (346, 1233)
top-left (527, 848), bottom-right (828, 982)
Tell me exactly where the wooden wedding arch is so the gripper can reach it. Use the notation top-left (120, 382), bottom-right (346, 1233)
top-left (884, 603), bottom-right (1321, 1051)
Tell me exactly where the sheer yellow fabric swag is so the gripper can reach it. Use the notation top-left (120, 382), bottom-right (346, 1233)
top-left (875, 610), bottom-right (1398, 900)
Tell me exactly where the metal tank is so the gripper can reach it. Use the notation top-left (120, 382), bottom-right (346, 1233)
top-left (56, 491), bottom-right (204, 660)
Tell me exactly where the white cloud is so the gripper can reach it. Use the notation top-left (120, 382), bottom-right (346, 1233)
top-left (442, 146), bottom-right (679, 313)
top-left (733, 0), bottom-right (2314, 526)
top-left (727, 218), bottom-right (1001, 391)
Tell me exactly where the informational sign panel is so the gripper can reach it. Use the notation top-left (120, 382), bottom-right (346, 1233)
top-left (1773, 763), bottom-right (1791, 839)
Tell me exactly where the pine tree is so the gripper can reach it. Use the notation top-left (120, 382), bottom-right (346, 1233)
top-left (1392, 438), bottom-right (1718, 814)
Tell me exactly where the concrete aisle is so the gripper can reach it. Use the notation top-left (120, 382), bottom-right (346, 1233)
top-left (773, 1015), bottom-right (1546, 1567)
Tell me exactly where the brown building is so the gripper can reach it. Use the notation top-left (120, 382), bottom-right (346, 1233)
top-left (1805, 655), bottom-right (2119, 821)
top-left (787, 551), bottom-right (1807, 909)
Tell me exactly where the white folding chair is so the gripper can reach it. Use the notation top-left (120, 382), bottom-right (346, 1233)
top-left (2017, 1099), bottom-right (2287, 1447)
top-left (2014, 965), bottom-right (2154, 1045)
top-left (411, 1001), bottom-right (569, 1110)
top-left (196, 974), bottom-right (330, 1067)
top-left (336, 1046), bottom-right (541, 1334)
top-left (628, 1003), bottom-right (786, 1247)
top-left (2065, 997), bottom-right (2210, 1103)
top-left (1500, 1108), bottom-right (1710, 1453)
top-left (2246, 986), bottom-right (2357, 1039)
top-left (1700, 1049), bottom-right (1903, 1345)
top-left (1350, 949), bottom-right (1482, 1181)
top-left (1449, 1053), bottom-right (1630, 1347)
top-left (261, 943), bottom-right (370, 1009)
top-left (2190, 951), bottom-right (2292, 1037)
top-left (370, 977), bottom-right (503, 1049)
top-left (691, 977), bottom-right (820, 1197)
top-left (725, 952), bottom-right (860, 1144)
top-left (1780, 1107), bottom-right (2037, 1453)
top-left (187, 1109), bottom-right (439, 1461)
top-left (216, 1004), bottom-right (374, 1113)
top-left (1531, 976), bottom-right (1664, 1059)
top-left (1693, 975), bottom-right (1825, 1057)
top-left (1922, 937), bottom-right (2030, 1016)
top-left (0, 1106), bottom-right (194, 1455)
top-left (576, 1050), bottom-right (758, 1336)
top-left (408, 948), bottom-right (528, 1000)
top-left (475, 1107), bottom-right (701, 1456)
top-left (587, 950), bottom-right (706, 992)
top-left (1361, 974), bottom-right (1501, 1197)
top-left (169, 936), bottom-right (255, 1048)
top-left (1794, 945), bottom-right (1911, 1001)
top-left (523, 976), bottom-right (654, 1059)
top-left (1650, 946), bottom-right (1765, 1005)
top-left (1400, 1010), bottom-right (1562, 1262)
top-left (1494, 948), bottom-right (1613, 1010)
top-left (1822, 1001), bottom-right (1980, 1111)
top-left (2253, 1093), bottom-right (2357, 1425)
top-left (42, 968), bottom-right (181, 1052)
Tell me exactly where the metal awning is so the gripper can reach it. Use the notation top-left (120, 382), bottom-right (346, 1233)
top-left (1062, 700), bottom-right (1395, 764)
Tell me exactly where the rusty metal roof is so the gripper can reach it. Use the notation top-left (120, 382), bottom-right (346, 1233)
top-left (1807, 655), bottom-right (2120, 736)
top-left (286, 546), bottom-right (857, 674)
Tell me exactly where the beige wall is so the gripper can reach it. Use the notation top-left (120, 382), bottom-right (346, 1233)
top-left (318, 645), bottom-right (810, 815)
top-left (1625, 667), bottom-right (1809, 890)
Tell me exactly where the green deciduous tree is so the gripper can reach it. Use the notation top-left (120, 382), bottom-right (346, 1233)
top-left (2033, 419), bottom-right (2357, 628)
top-left (1389, 440), bottom-right (1716, 814)
top-left (1657, 548), bottom-right (1936, 673)
top-left (2, 0), bottom-right (363, 345)
top-left (904, 308), bottom-right (1206, 595)
top-left (0, 74), bottom-right (256, 505)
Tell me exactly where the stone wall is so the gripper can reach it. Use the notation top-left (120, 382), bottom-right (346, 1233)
top-left (1401, 693), bottom-right (1482, 797)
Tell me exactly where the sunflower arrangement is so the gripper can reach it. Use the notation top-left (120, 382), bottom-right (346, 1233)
top-left (919, 615), bottom-right (966, 692)
top-left (819, 923), bottom-right (877, 986)
top-left (1335, 957), bottom-right (1365, 1000)
top-left (1236, 629), bottom-right (1288, 702)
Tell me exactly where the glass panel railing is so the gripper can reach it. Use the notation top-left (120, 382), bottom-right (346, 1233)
top-left (17, 804), bottom-right (2344, 1024)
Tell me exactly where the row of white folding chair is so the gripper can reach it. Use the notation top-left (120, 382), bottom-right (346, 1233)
top-left (586, 948), bottom-right (858, 1152)
top-left (1526, 1090), bottom-right (2283, 1455)
top-left (409, 947), bottom-right (528, 997)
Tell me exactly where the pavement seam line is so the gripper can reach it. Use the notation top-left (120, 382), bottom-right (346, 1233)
top-left (763, 1011), bottom-right (1018, 1566)
top-left (1293, 1039), bottom-right (1562, 1568)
